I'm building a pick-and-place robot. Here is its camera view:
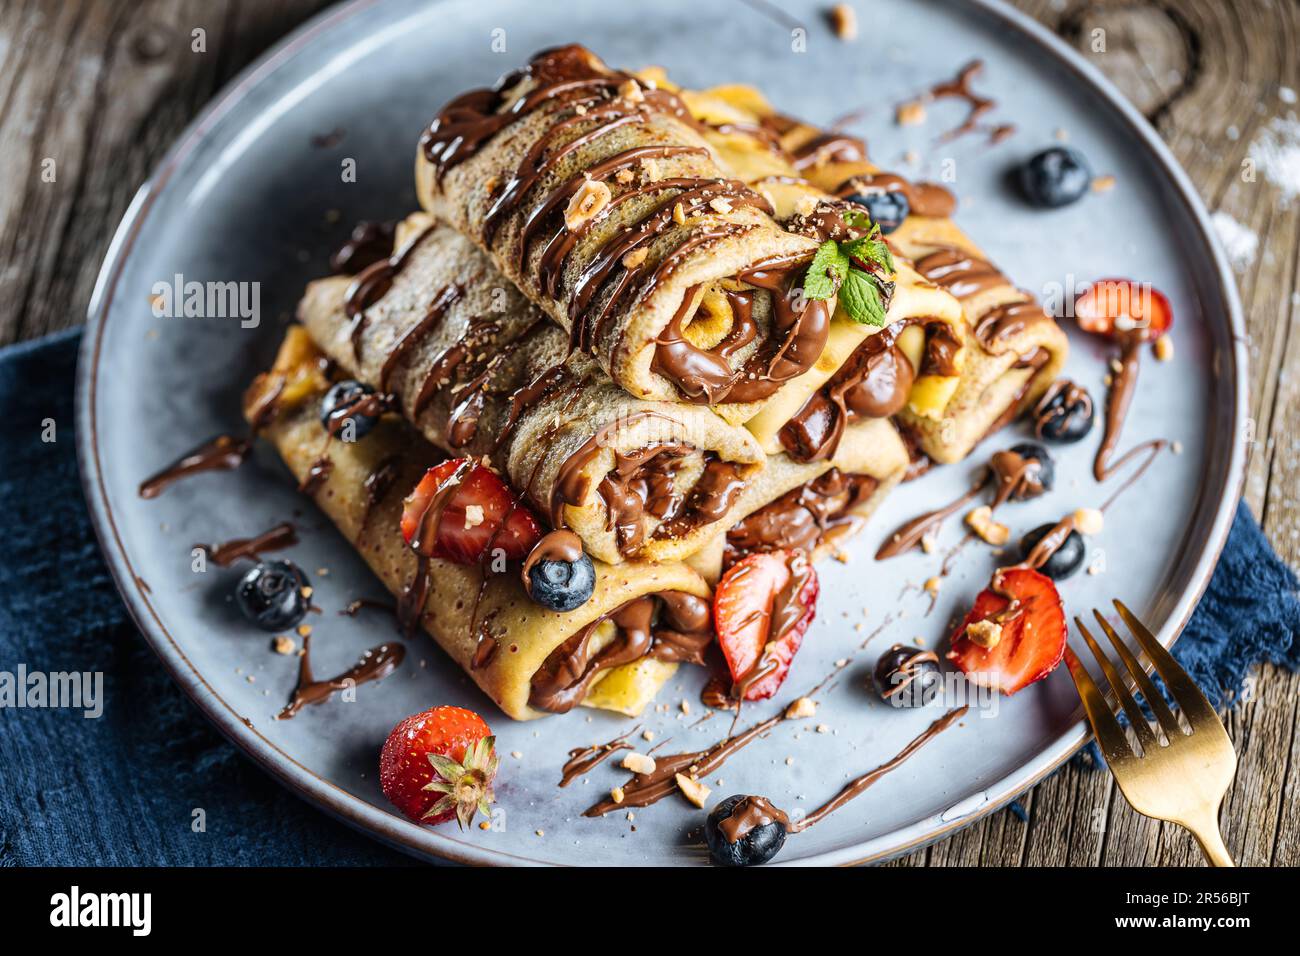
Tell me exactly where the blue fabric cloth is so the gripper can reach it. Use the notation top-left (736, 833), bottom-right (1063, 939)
top-left (0, 329), bottom-right (410, 865)
top-left (1, 329), bottom-right (1296, 863)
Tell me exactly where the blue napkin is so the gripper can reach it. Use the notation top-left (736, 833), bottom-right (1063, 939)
top-left (1, 330), bottom-right (1296, 864)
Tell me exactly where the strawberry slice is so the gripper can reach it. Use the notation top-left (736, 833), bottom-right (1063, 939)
top-left (400, 458), bottom-right (541, 564)
top-left (1075, 278), bottom-right (1172, 342)
top-left (714, 549), bottom-right (819, 701)
top-left (947, 566), bottom-right (1067, 695)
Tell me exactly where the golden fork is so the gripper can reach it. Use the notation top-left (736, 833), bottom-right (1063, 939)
top-left (1064, 599), bottom-right (1237, 867)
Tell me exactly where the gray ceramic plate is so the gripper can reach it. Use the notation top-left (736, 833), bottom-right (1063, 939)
top-left (77, 0), bottom-right (1246, 866)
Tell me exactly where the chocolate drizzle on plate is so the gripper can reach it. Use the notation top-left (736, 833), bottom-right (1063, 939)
top-left (196, 522), bottom-right (299, 567)
top-left (925, 61), bottom-right (1014, 144)
top-left (584, 710), bottom-right (782, 816)
top-left (138, 434), bottom-right (253, 499)
top-left (277, 633), bottom-right (405, 720)
top-left (559, 726), bottom-right (638, 786)
top-left (1094, 331), bottom-right (1167, 481)
top-left (790, 705), bottom-right (967, 832)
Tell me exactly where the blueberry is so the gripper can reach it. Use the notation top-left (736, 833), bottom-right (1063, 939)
top-left (525, 552), bottom-right (596, 612)
top-left (1008, 441), bottom-right (1055, 493)
top-left (705, 795), bottom-right (788, 867)
top-left (1035, 382), bottom-right (1095, 444)
top-left (872, 644), bottom-right (942, 707)
top-left (320, 380), bottom-right (380, 440)
top-left (236, 560), bottom-right (310, 631)
top-left (844, 189), bottom-right (910, 234)
top-left (1020, 522), bottom-right (1086, 580)
top-left (1017, 147), bottom-right (1092, 208)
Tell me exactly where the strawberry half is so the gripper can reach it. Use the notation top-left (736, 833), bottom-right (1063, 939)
top-left (380, 705), bottom-right (498, 827)
top-left (400, 457), bottom-right (541, 564)
top-left (947, 566), bottom-right (1067, 695)
top-left (1075, 278), bottom-right (1172, 342)
top-left (714, 549), bottom-right (819, 701)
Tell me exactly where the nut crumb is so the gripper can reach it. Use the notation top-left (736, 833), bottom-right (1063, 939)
top-left (966, 619), bottom-right (1003, 649)
top-left (640, 157), bottom-right (662, 181)
top-left (829, 3), bottom-right (858, 40)
top-left (622, 247), bottom-right (649, 269)
top-left (897, 100), bottom-right (927, 126)
top-left (510, 750), bottom-right (523, 759)
top-left (272, 635), bottom-right (296, 655)
top-left (296, 623), bottom-right (312, 637)
top-left (618, 79), bottom-right (644, 103)
top-left (680, 699), bottom-right (691, 715)
top-left (785, 756), bottom-right (794, 766)
top-left (1171, 440), bottom-right (1184, 455)
top-left (1154, 334), bottom-right (1174, 362)
top-left (1073, 508), bottom-right (1104, 536)
top-left (675, 773), bottom-right (711, 808)
top-left (622, 752), bottom-right (656, 775)
top-left (464, 504), bottom-right (485, 529)
top-left (835, 658), bottom-right (849, 668)
top-left (672, 202), bottom-right (686, 225)
top-left (1091, 174), bottom-right (1116, 193)
top-left (611, 786), bottom-right (626, 804)
top-left (966, 505), bottom-right (1010, 546)
top-left (535, 829), bottom-right (544, 837)
top-left (816, 723), bottom-right (830, 734)
top-left (565, 179), bottom-right (611, 231)
top-left (615, 168), bottom-right (635, 184)
top-left (924, 576), bottom-right (942, 596)
top-left (708, 196), bottom-right (734, 215)
top-left (642, 729), bottom-right (656, 742)
top-left (921, 531), bottom-right (938, 554)
top-left (785, 697), bottom-right (817, 719)
top-left (478, 820), bottom-right (491, 831)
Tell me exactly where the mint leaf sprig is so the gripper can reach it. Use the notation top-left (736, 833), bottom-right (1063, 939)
top-left (802, 214), bottom-right (897, 327)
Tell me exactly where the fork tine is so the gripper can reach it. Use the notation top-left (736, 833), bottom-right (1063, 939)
top-left (1063, 645), bottom-right (1135, 766)
top-left (1090, 609), bottom-right (1180, 738)
top-left (1075, 615), bottom-right (1160, 751)
top-left (1113, 600), bottom-right (1223, 726)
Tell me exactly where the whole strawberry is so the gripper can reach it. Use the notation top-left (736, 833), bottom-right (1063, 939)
top-left (380, 705), bottom-right (498, 828)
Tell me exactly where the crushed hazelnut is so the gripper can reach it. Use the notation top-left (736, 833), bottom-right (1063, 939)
top-left (464, 504), bottom-right (485, 529)
top-left (296, 623), bottom-right (312, 637)
top-left (478, 820), bottom-right (491, 831)
top-left (816, 724), bottom-right (830, 734)
top-left (680, 699), bottom-right (691, 715)
top-left (966, 619), bottom-right (1003, 649)
top-left (1073, 508), bottom-right (1104, 536)
top-left (564, 179), bottom-right (612, 231)
top-left (640, 157), bottom-right (662, 181)
top-left (272, 635), bottom-right (296, 655)
top-left (642, 729), bottom-right (656, 742)
top-left (675, 773), bottom-right (711, 808)
top-left (618, 79), bottom-right (644, 103)
top-left (924, 576), bottom-right (942, 596)
top-left (897, 100), bottom-right (927, 126)
top-left (615, 168), bottom-right (635, 184)
top-left (1091, 174), bottom-right (1117, 193)
top-left (622, 247), bottom-right (649, 269)
top-left (830, 3), bottom-right (858, 40)
top-left (966, 505), bottom-right (1010, 546)
top-left (784, 697), bottom-right (817, 720)
top-left (1154, 334), bottom-right (1174, 362)
top-left (921, 531), bottom-right (938, 554)
top-left (672, 201), bottom-right (686, 225)
top-left (708, 196), bottom-right (733, 215)
top-left (610, 786), bottom-right (626, 804)
top-left (622, 752), bottom-right (656, 775)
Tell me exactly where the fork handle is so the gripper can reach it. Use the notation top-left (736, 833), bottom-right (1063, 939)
top-left (1184, 811), bottom-right (1235, 867)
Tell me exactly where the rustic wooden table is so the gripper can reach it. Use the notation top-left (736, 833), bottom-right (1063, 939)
top-left (3, 0), bottom-right (1295, 865)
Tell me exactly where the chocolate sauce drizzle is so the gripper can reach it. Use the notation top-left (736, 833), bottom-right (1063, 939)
top-left (277, 633), bottom-right (405, 720)
top-left (790, 705), bottom-right (967, 832)
top-left (196, 522), bottom-right (298, 567)
top-left (138, 434), bottom-right (253, 499)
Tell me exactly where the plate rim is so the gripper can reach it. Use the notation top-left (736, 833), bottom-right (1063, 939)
top-left (75, 0), bottom-right (1249, 867)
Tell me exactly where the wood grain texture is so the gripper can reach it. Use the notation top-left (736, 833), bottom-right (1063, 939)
top-left (0, 0), bottom-right (1294, 865)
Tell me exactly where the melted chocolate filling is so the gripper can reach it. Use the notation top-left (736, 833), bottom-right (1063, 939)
top-left (528, 591), bottom-right (713, 713)
top-left (725, 469), bottom-right (879, 568)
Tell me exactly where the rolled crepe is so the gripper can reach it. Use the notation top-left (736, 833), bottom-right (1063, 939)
top-left (300, 213), bottom-right (765, 566)
top-left (687, 416), bottom-right (909, 584)
top-left (245, 326), bottom-right (715, 721)
top-left (413, 44), bottom-right (842, 422)
top-left (681, 85), bottom-right (1069, 464)
top-left (644, 78), bottom-right (969, 457)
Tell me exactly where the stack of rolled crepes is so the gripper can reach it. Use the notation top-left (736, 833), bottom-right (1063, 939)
top-left (247, 44), bottom-right (1065, 722)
